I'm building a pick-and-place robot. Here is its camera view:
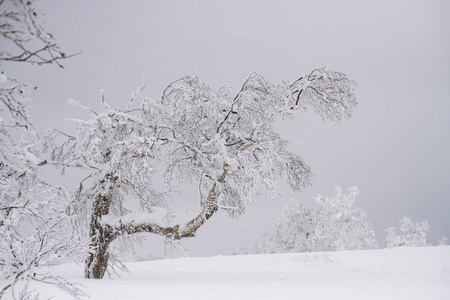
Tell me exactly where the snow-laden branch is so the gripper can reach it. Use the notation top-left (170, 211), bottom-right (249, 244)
top-left (0, 1), bottom-right (88, 298)
top-left (108, 164), bottom-right (229, 241)
top-left (0, 0), bottom-right (80, 67)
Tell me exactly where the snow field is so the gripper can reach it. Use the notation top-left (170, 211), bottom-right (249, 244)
top-left (2, 246), bottom-right (449, 300)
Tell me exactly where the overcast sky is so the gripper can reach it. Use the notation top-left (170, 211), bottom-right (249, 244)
top-left (5, 0), bottom-right (450, 257)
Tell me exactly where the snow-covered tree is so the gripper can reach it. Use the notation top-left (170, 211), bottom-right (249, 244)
top-left (385, 216), bottom-right (430, 248)
top-left (45, 68), bottom-right (357, 279)
top-left (1, 0), bottom-right (87, 298)
top-left (438, 236), bottom-right (448, 246)
top-left (249, 186), bottom-right (378, 254)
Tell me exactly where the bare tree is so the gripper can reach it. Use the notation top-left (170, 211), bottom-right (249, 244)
top-left (46, 68), bottom-right (357, 279)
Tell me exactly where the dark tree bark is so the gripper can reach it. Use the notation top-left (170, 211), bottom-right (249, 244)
top-left (84, 174), bottom-right (116, 279)
top-left (84, 165), bottom-right (229, 279)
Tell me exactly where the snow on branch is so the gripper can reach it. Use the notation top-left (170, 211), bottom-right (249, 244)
top-left (277, 67), bottom-right (357, 122)
top-left (0, 0), bottom-right (80, 67)
top-left (1, 1), bottom-right (87, 295)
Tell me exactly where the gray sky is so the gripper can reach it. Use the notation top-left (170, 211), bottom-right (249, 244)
top-left (5, 0), bottom-right (450, 256)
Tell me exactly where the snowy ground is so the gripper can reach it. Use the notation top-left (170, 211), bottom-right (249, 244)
top-left (2, 246), bottom-right (449, 300)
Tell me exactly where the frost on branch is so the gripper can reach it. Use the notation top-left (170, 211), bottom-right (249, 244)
top-left (158, 69), bottom-right (354, 214)
top-left (275, 68), bottom-right (357, 122)
top-left (385, 216), bottom-right (430, 248)
top-left (0, 0), bottom-right (77, 67)
top-left (45, 68), bottom-right (357, 278)
top-left (0, 183), bottom-right (88, 299)
top-left (1, 1), bottom-right (86, 297)
top-left (249, 186), bottom-right (378, 254)
top-left (0, 123), bottom-right (88, 298)
top-left (0, 130), bottom-right (88, 299)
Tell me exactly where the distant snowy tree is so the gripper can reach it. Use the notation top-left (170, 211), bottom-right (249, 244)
top-left (385, 217), bottom-right (430, 248)
top-left (438, 236), bottom-right (447, 246)
top-left (45, 68), bottom-right (357, 279)
top-left (1, 0), bottom-right (87, 298)
top-left (249, 186), bottom-right (378, 254)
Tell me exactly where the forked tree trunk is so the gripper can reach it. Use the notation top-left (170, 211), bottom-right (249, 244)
top-left (84, 165), bottom-right (229, 279)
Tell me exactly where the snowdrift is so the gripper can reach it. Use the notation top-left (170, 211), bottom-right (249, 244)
top-left (2, 246), bottom-right (449, 300)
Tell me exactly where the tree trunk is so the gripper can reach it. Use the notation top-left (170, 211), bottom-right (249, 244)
top-left (84, 175), bottom-right (116, 279)
top-left (84, 219), bottom-right (113, 279)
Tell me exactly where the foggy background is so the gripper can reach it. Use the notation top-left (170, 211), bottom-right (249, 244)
top-left (4, 0), bottom-right (449, 257)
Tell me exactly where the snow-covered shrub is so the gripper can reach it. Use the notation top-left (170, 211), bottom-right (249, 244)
top-left (250, 186), bottom-right (378, 254)
top-left (385, 216), bottom-right (430, 248)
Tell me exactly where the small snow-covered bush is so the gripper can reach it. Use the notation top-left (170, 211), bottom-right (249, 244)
top-left (250, 186), bottom-right (378, 254)
top-left (385, 216), bottom-right (429, 248)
